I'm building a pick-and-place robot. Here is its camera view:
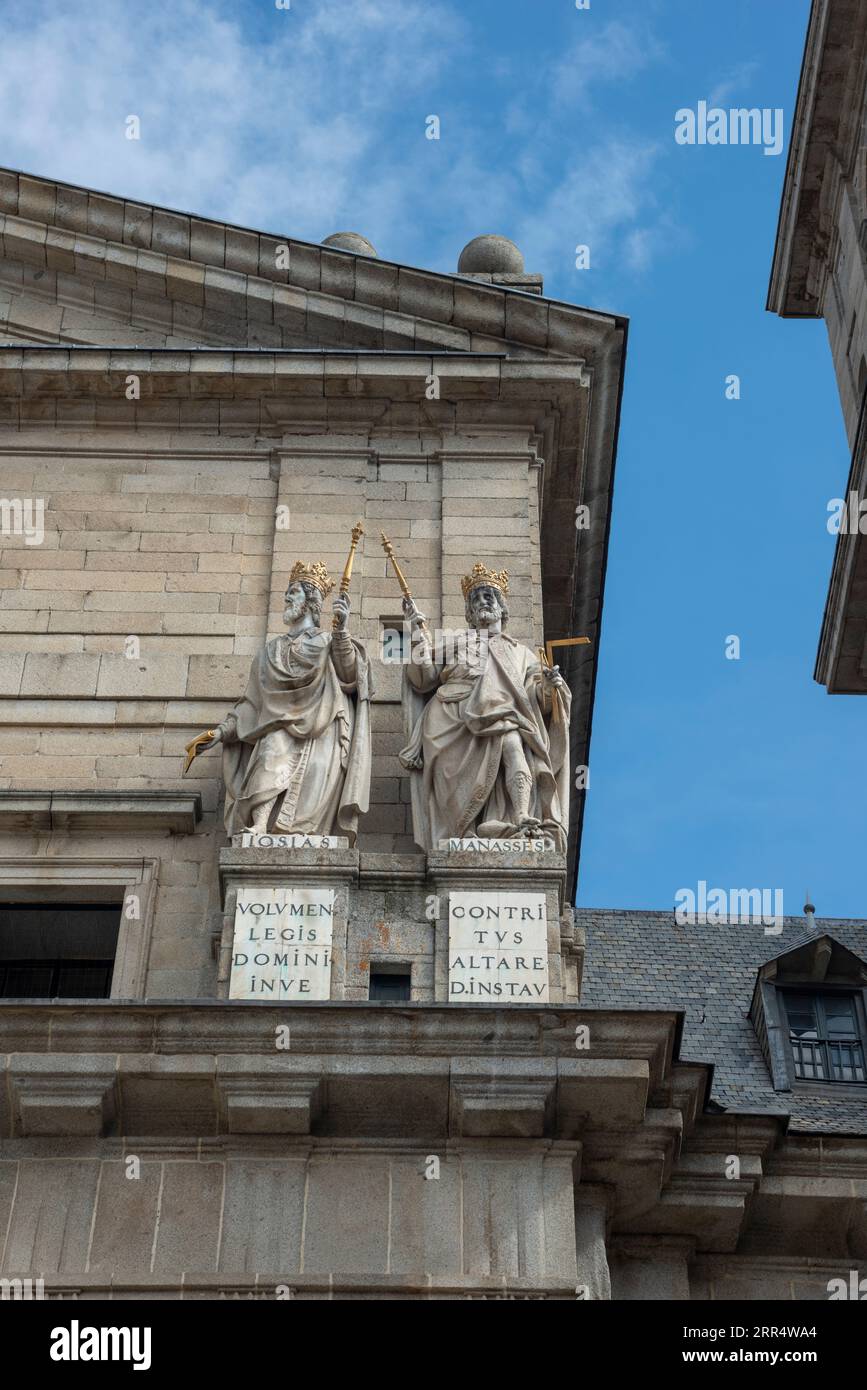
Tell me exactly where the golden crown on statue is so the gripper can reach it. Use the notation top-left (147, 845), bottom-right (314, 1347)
top-left (288, 560), bottom-right (335, 597)
top-left (461, 562), bottom-right (510, 600)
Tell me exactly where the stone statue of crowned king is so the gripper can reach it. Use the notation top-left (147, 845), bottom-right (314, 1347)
top-left (399, 562), bottom-right (571, 851)
top-left (199, 558), bottom-right (372, 843)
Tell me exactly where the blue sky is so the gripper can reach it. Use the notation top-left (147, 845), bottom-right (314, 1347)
top-left (2, 0), bottom-right (861, 918)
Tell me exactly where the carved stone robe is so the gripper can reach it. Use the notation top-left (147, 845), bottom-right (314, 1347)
top-left (400, 630), bottom-right (570, 850)
top-left (218, 629), bottom-right (371, 842)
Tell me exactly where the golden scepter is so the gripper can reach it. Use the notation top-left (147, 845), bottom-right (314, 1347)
top-left (333, 520), bottom-right (364, 630)
top-left (537, 637), bottom-right (590, 726)
top-left (381, 530), bottom-right (429, 637)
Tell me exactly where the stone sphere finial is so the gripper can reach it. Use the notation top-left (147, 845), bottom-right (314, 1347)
top-left (457, 234), bottom-right (525, 275)
top-left (322, 231), bottom-right (378, 258)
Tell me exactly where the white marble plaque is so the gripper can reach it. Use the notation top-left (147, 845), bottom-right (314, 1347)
top-left (439, 837), bottom-right (555, 853)
top-left (237, 833), bottom-right (349, 849)
top-left (229, 886), bottom-right (335, 1000)
top-left (448, 891), bottom-right (549, 1003)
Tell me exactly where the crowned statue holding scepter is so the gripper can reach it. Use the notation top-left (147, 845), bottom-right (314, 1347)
top-left (187, 530), bottom-right (371, 843)
top-left (388, 552), bottom-right (572, 852)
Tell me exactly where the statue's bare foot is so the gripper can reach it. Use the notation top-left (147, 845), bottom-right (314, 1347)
top-left (517, 815), bottom-right (542, 835)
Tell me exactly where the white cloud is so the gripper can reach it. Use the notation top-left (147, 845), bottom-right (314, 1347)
top-left (708, 60), bottom-right (761, 109)
top-left (0, 0), bottom-right (465, 243)
top-left (0, 0), bottom-right (672, 295)
top-left (551, 19), bottom-right (665, 107)
top-left (514, 137), bottom-right (669, 297)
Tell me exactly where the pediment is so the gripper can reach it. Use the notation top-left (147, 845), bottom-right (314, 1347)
top-left (758, 934), bottom-right (867, 986)
top-left (0, 167), bottom-right (597, 360)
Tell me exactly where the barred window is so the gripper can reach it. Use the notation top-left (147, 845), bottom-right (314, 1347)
top-left (784, 991), bottom-right (866, 1084)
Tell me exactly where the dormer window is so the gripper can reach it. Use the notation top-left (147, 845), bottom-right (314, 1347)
top-left (783, 992), bottom-right (866, 1083)
top-left (750, 935), bottom-right (867, 1091)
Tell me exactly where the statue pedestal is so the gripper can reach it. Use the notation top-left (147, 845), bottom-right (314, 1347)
top-left (214, 843), bottom-right (582, 1007)
top-left (217, 844), bottom-right (358, 1001)
top-left (426, 847), bottom-right (580, 1005)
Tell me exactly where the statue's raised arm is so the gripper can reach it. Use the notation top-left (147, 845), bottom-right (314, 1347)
top-left (399, 562), bottom-right (571, 851)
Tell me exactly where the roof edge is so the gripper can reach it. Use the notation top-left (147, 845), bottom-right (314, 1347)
top-left (0, 164), bottom-right (628, 329)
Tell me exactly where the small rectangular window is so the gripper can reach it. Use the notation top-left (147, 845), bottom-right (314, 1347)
top-left (369, 969), bottom-right (412, 1002)
top-left (0, 903), bottom-right (121, 999)
top-left (380, 617), bottom-right (408, 665)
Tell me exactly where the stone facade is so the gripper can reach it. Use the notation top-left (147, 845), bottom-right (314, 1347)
top-left (0, 167), bottom-right (865, 1300)
top-left (769, 0), bottom-right (867, 690)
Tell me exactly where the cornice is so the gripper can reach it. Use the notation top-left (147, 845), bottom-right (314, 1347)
top-left (0, 170), bottom-right (626, 358)
top-left (0, 346), bottom-right (589, 403)
top-left (3, 1002), bottom-right (864, 1254)
top-left (768, 0), bottom-right (867, 315)
top-left (0, 789), bottom-right (202, 833)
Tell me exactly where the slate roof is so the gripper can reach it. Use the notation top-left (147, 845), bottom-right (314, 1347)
top-left (577, 908), bottom-right (867, 1134)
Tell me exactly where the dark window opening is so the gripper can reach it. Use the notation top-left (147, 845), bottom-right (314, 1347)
top-left (0, 960), bottom-right (114, 999)
top-left (784, 991), bottom-right (866, 1084)
top-left (369, 970), bottom-right (412, 1002)
top-left (0, 903), bottom-right (121, 999)
top-left (380, 617), bottom-right (408, 665)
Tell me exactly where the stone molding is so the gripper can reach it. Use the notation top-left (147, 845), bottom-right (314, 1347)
top-left (768, 0), bottom-right (867, 316)
top-left (3, 1004), bottom-right (866, 1260)
top-left (0, 166), bottom-right (623, 356)
top-left (0, 1271), bottom-right (577, 1300)
top-left (0, 346), bottom-right (590, 402)
top-left (0, 789), bottom-right (201, 834)
top-left (427, 847), bottom-right (567, 906)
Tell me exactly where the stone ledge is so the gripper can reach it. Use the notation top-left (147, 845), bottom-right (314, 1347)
top-left (457, 272), bottom-right (544, 295)
top-left (0, 1038), bottom-right (824, 1255)
top-left (218, 845), bottom-right (360, 899)
top-left (359, 851), bottom-right (427, 886)
top-left (0, 348), bottom-right (591, 405)
top-left (0, 1002), bottom-right (684, 1083)
top-left (0, 789), bottom-right (202, 833)
top-left (0, 1040), bottom-right (688, 1146)
top-left (428, 848), bottom-right (566, 875)
top-left (427, 847), bottom-right (567, 907)
top-left (0, 1270), bottom-right (578, 1299)
top-left (0, 175), bottom-right (605, 352)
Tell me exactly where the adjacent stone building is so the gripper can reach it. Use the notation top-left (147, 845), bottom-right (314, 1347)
top-left (768, 0), bottom-right (867, 691)
top-left (0, 160), bottom-right (865, 1300)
